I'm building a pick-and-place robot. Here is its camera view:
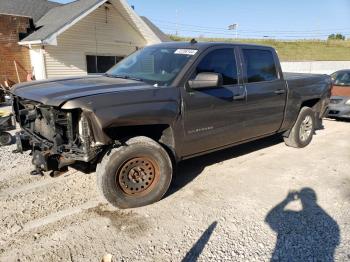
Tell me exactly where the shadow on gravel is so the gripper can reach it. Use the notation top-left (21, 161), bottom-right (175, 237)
top-left (182, 221), bottom-right (217, 262)
top-left (167, 134), bottom-right (283, 197)
top-left (265, 188), bottom-right (340, 262)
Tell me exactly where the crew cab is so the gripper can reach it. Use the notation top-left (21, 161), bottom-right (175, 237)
top-left (11, 42), bottom-right (331, 208)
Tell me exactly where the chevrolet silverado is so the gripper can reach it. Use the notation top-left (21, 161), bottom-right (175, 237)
top-left (11, 42), bottom-right (331, 208)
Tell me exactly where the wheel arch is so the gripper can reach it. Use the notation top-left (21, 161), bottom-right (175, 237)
top-left (283, 98), bottom-right (321, 138)
top-left (104, 124), bottom-right (178, 163)
top-left (300, 98), bottom-right (321, 111)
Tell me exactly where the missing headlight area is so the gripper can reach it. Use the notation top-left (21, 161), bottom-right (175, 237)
top-left (13, 97), bottom-right (103, 174)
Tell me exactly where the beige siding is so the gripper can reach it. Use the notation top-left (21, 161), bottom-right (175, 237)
top-left (44, 5), bottom-right (147, 78)
top-left (111, 0), bottom-right (161, 44)
top-left (29, 46), bottom-right (47, 80)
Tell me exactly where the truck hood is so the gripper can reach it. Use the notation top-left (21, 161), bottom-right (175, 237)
top-left (11, 75), bottom-right (152, 107)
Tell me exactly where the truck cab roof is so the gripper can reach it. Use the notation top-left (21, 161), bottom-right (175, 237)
top-left (149, 41), bottom-right (275, 51)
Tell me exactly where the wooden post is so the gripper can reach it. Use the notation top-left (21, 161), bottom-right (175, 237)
top-left (14, 60), bottom-right (21, 83)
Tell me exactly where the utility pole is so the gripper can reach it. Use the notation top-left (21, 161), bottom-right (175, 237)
top-left (176, 9), bottom-right (179, 36)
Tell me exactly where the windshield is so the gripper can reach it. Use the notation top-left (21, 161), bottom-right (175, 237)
top-left (106, 47), bottom-right (197, 86)
top-left (331, 71), bottom-right (350, 86)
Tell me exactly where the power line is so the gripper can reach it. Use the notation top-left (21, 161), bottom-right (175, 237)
top-left (151, 18), bottom-right (350, 35)
top-left (158, 25), bottom-right (350, 38)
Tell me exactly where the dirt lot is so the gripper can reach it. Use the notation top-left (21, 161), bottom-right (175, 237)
top-left (0, 111), bottom-right (349, 261)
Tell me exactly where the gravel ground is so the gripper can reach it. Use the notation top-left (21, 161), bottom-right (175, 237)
top-left (0, 114), bottom-right (349, 261)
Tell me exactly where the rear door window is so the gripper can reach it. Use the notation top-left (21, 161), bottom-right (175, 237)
top-left (196, 48), bottom-right (238, 85)
top-left (242, 49), bottom-right (278, 83)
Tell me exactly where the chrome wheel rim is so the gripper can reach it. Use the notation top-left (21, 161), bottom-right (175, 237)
top-left (299, 115), bottom-right (313, 142)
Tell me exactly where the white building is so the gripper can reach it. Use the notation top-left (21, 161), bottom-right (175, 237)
top-left (19, 0), bottom-right (170, 80)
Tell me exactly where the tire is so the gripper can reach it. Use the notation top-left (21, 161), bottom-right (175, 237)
top-left (0, 132), bottom-right (12, 146)
top-left (283, 107), bottom-right (315, 148)
top-left (96, 136), bottom-right (173, 209)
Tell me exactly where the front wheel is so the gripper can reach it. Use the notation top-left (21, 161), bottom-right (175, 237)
top-left (0, 132), bottom-right (12, 146)
top-left (283, 107), bottom-right (315, 148)
top-left (96, 136), bottom-right (173, 209)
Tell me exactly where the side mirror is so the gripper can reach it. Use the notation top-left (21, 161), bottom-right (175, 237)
top-left (188, 72), bottom-right (223, 90)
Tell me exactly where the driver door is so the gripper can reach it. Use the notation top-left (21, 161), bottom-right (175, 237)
top-left (180, 47), bottom-right (248, 157)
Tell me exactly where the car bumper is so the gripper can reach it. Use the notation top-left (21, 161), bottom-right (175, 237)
top-left (14, 130), bottom-right (93, 172)
top-left (326, 105), bottom-right (350, 118)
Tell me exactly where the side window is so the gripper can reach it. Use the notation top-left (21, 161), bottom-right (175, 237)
top-left (242, 49), bottom-right (278, 83)
top-left (196, 48), bottom-right (238, 85)
top-left (333, 72), bottom-right (350, 86)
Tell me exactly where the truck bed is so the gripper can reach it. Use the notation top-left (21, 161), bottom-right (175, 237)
top-left (284, 72), bottom-right (328, 81)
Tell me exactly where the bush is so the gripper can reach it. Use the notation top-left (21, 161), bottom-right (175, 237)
top-left (328, 34), bottom-right (346, 41)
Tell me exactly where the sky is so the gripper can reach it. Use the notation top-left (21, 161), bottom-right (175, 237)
top-left (53, 0), bottom-right (350, 40)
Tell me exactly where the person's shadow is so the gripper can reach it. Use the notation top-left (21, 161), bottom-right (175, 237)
top-left (265, 188), bottom-right (340, 262)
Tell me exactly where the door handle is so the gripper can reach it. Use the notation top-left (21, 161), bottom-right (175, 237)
top-left (274, 89), bottom-right (286, 95)
top-left (233, 94), bottom-right (246, 101)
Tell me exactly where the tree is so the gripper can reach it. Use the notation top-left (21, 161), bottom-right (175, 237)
top-left (328, 33), bottom-right (346, 40)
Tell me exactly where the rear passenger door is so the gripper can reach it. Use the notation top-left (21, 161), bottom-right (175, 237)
top-left (239, 47), bottom-right (287, 138)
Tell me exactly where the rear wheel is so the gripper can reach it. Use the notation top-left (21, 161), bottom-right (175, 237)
top-left (284, 107), bottom-right (315, 148)
top-left (0, 132), bottom-right (12, 146)
top-left (96, 136), bottom-right (172, 209)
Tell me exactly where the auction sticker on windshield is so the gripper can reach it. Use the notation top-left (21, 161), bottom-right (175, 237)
top-left (175, 49), bottom-right (198, 55)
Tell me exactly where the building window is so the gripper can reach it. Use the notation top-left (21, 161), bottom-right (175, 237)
top-left (86, 55), bottom-right (124, 74)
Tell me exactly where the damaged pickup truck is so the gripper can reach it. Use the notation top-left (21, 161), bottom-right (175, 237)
top-left (11, 42), bottom-right (331, 208)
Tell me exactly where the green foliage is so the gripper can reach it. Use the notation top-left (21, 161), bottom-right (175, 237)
top-left (169, 35), bottom-right (350, 61)
top-left (328, 34), bottom-right (346, 41)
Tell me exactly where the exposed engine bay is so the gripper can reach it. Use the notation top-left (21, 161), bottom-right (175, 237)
top-left (13, 97), bottom-right (104, 174)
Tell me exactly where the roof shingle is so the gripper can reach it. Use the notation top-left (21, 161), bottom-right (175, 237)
top-left (0, 0), bottom-right (61, 22)
top-left (19, 0), bottom-right (170, 44)
top-left (140, 17), bottom-right (171, 42)
top-left (22, 0), bottom-right (106, 43)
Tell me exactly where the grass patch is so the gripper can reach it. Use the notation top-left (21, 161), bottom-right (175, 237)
top-left (169, 35), bottom-right (350, 62)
